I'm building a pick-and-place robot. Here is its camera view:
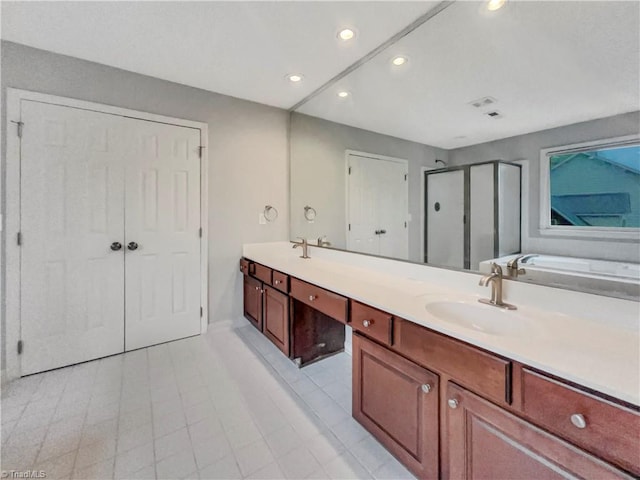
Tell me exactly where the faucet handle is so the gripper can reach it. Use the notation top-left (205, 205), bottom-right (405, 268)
top-left (296, 236), bottom-right (307, 244)
top-left (490, 262), bottom-right (503, 276)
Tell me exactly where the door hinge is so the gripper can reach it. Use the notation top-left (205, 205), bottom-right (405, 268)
top-left (11, 121), bottom-right (24, 138)
top-left (16, 232), bottom-right (22, 246)
top-left (200, 307), bottom-right (203, 318)
top-left (404, 174), bottom-right (408, 181)
top-left (348, 167), bottom-right (351, 175)
top-left (404, 221), bottom-right (407, 228)
top-left (198, 146), bottom-right (206, 158)
top-left (348, 223), bottom-right (351, 231)
top-left (17, 340), bottom-right (23, 355)
top-left (199, 227), bottom-right (203, 238)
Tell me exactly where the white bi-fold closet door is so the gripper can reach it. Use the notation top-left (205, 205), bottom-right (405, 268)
top-left (19, 99), bottom-right (202, 376)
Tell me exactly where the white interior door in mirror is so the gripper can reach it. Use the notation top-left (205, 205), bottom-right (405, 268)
top-left (427, 170), bottom-right (464, 268)
top-left (123, 119), bottom-right (202, 351)
top-left (347, 153), bottom-right (409, 259)
top-left (20, 101), bottom-right (126, 376)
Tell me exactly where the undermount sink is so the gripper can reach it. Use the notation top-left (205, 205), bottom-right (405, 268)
top-left (425, 300), bottom-right (531, 337)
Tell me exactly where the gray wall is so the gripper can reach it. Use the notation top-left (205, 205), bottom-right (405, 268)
top-left (1, 41), bottom-right (289, 356)
top-left (290, 112), bottom-right (448, 263)
top-left (448, 112), bottom-right (640, 262)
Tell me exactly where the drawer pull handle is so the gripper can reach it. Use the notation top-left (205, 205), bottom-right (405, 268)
top-left (448, 398), bottom-right (459, 409)
top-left (309, 295), bottom-right (316, 301)
top-left (570, 413), bottom-right (587, 429)
top-left (421, 384), bottom-right (432, 394)
top-left (275, 280), bottom-right (280, 285)
top-left (362, 319), bottom-right (374, 328)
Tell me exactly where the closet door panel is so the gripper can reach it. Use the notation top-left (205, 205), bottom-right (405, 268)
top-left (20, 100), bottom-right (126, 375)
top-left (124, 119), bottom-right (202, 350)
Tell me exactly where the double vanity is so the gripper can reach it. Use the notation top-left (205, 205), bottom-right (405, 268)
top-left (240, 242), bottom-right (639, 479)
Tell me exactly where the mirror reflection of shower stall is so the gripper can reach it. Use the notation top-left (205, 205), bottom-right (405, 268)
top-left (425, 161), bottom-right (521, 270)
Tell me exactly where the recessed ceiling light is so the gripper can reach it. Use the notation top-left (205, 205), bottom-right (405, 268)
top-left (287, 74), bottom-right (303, 83)
top-left (337, 91), bottom-right (350, 98)
top-left (337, 28), bottom-right (356, 41)
top-left (391, 56), bottom-right (408, 66)
top-left (487, 0), bottom-right (506, 11)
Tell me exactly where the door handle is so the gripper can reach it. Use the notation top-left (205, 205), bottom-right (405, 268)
top-left (127, 242), bottom-right (139, 251)
top-left (110, 242), bottom-right (122, 251)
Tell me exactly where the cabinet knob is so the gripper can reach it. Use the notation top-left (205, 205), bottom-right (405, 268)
top-left (421, 384), bottom-right (432, 394)
top-left (447, 398), bottom-right (459, 409)
top-left (260, 289), bottom-right (264, 294)
top-left (309, 295), bottom-right (315, 301)
top-left (362, 319), bottom-right (372, 328)
top-left (275, 280), bottom-right (280, 285)
top-left (255, 286), bottom-right (260, 291)
top-left (570, 413), bottom-right (587, 429)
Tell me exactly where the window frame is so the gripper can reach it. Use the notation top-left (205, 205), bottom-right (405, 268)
top-left (539, 134), bottom-right (640, 240)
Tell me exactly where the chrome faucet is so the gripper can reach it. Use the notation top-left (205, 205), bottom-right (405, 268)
top-left (479, 263), bottom-right (517, 310)
top-left (292, 237), bottom-right (310, 259)
top-left (317, 236), bottom-right (331, 247)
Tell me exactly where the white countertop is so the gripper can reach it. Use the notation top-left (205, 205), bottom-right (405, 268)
top-left (243, 242), bottom-right (640, 406)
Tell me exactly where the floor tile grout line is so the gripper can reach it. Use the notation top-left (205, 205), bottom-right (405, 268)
top-left (172, 343), bottom-right (201, 479)
top-left (29, 362), bottom-right (75, 472)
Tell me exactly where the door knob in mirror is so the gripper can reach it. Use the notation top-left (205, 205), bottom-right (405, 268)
top-left (110, 242), bottom-right (122, 251)
top-left (127, 242), bottom-right (139, 251)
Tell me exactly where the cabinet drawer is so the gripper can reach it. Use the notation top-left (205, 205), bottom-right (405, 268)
top-left (522, 368), bottom-right (640, 475)
top-left (394, 319), bottom-right (511, 405)
top-left (253, 263), bottom-right (272, 284)
top-left (290, 278), bottom-right (348, 324)
top-left (239, 258), bottom-right (251, 276)
top-left (272, 271), bottom-right (289, 293)
top-left (351, 301), bottom-right (393, 346)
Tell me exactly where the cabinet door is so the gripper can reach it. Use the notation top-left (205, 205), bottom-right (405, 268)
top-left (263, 286), bottom-right (289, 355)
top-left (445, 382), bottom-right (633, 480)
top-left (353, 333), bottom-right (439, 479)
top-left (243, 275), bottom-right (263, 330)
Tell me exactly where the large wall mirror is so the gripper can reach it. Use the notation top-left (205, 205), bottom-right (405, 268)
top-left (290, 0), bottom-right (640, 300)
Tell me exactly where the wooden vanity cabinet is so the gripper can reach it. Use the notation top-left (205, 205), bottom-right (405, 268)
top-left (243, 274), bottom-right (263, 331)
top-left (445, 382), bottom-right (633, 480)
top-left (353, 333), bottom-right (439, 479)
top-left (263, 285), bottom-right (290, 356)
top-left (240, 257), bottom-right (639, 479)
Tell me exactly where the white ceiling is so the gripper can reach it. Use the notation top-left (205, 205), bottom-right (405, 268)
top-left (298, 1), bottom-right (640, 149)
top-left (1, 1), bottom-right (439, 109)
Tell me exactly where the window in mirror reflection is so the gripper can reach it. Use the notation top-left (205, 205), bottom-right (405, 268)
top-left (548, 142), bottom-right (640, 229)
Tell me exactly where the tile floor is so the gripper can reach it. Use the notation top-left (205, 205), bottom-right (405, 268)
top-left (1, 323), bottom-right (416, 480)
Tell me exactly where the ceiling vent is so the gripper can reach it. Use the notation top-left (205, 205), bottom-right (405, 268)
top-left (469, 96), bottom-right (497, 108)
top-left (485, 110), bottom-right (503, 119)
